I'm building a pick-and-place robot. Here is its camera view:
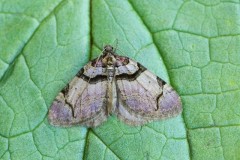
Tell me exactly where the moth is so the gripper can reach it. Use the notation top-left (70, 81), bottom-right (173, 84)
top-left (48, 45), bottom-right (182, 127)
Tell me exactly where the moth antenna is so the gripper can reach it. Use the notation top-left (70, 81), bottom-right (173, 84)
top-left (113, 39), bottom-right (118, 52)
top-left (115, 47), bottom-right (127, 57)
top-left (94, 46), bottom-right (108, 66)
top-left (101, 42), bottom-right (105, 51)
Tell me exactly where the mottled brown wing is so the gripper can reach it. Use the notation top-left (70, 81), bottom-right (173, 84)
top-left (114, 60), bottom-right (182, 126)
top-left (48, 63), bottom-right (108, 127)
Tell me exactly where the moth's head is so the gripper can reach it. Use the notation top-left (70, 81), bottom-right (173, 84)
top-left (102, 45), bottom-right (116, 66)
top-left (103, 45), bottom-right (114, 54)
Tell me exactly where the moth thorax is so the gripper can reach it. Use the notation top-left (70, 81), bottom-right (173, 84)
top-left (107, 56), bottom-right (116, 65)
top-left (103, 55), bottom-right (116, 66)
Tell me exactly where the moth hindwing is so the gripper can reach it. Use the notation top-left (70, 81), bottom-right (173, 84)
top-left (48, 45), bottom-right (182, 127)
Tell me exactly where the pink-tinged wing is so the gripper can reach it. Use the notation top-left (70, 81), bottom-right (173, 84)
top-left (114, 59), bottom-right (182, 126)
top-left (48, 66), bottom-right (109, 127)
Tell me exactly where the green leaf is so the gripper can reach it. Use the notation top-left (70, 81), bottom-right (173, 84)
top-left (0, 0), bottom-right (240, 159)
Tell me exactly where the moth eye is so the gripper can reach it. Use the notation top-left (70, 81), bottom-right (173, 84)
top-left (104, 45), bottom-right (113, 52)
